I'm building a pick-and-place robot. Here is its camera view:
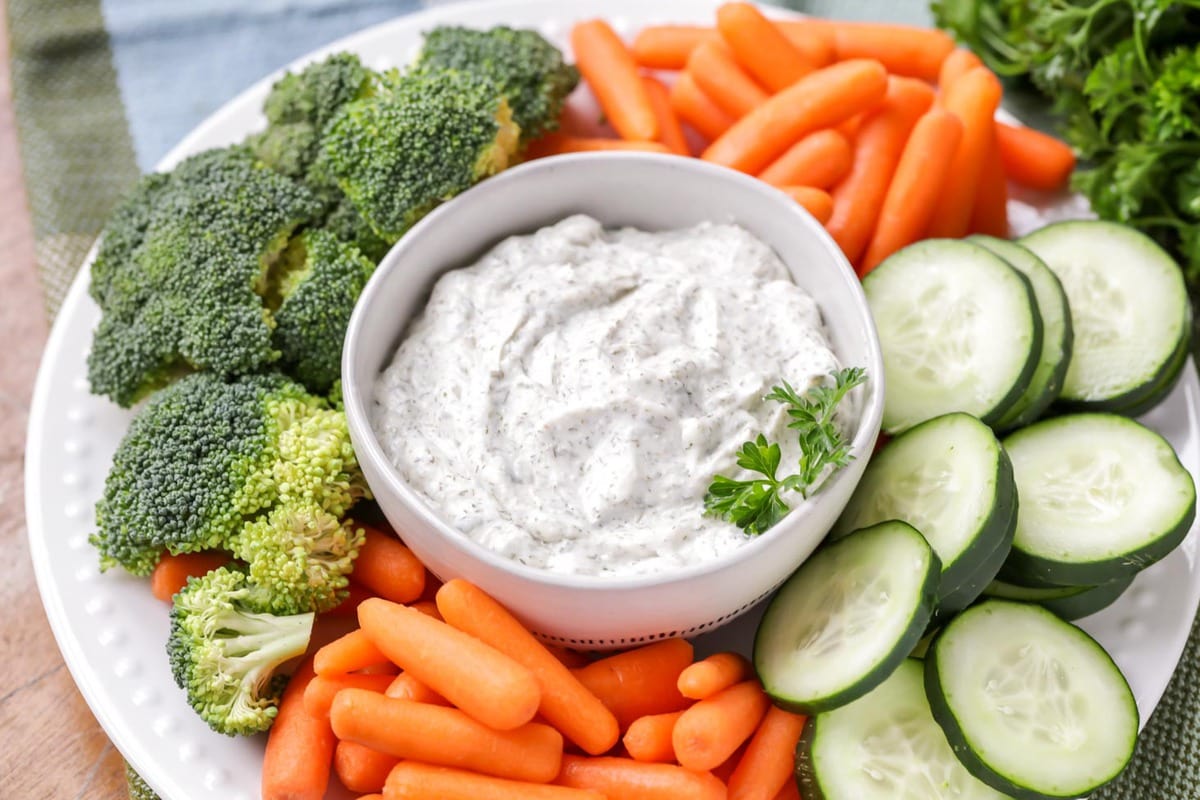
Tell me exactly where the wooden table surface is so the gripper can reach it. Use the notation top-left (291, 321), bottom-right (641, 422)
top-left (0, 1), bottom-right (129, 796)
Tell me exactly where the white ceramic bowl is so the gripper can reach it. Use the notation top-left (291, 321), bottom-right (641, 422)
top-left (342, 153), bottom-right (884, 648)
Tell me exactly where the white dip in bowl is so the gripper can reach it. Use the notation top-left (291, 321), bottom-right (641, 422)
top-left (371, 214), bottom-right (849, 577)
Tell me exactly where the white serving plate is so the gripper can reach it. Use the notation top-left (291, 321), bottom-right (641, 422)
top-left (24, 1), bottom-right (1200, 798)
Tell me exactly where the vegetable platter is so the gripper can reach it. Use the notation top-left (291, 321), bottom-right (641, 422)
top-left (23, 0), bottom-right (1200, 798)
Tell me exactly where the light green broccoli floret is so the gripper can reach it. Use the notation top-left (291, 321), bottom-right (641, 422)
top-left (415, 26), bottom-right (579, 142)
top-left (167, 566), bottom-right (314, 736)
top-left (322, 69), bottom-right (521, 242)
top-left (86, 147), bottom-right (322, 407)
top-left (125, 763), bottom-right (162, 800)
top-left (269, 229), bottom-right (376, 393)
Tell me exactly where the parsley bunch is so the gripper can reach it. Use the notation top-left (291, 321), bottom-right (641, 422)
top-left (704, 367), bottom-right (866, 536)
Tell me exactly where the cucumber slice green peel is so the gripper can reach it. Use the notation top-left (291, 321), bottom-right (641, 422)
top-left (754, 521), bottom-right (939, 714)
top-left (925, 600), bottom-right (1138, 800)
top-left (984, 576), bottom-right (1135, 621)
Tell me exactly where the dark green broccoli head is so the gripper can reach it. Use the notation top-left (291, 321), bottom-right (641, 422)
top-left (125, 763), bottom-right (162, 800)
top-left (91, 371), bottom-right (368, 576)
top-left (269, 229), bottom-right (377, 393)
top-left (167, 566), bottom-right (314, 736)
top-left (322, 69), bottom-right (521, 242)
top-left (319, 193), bottom-right (392, 261)
top-left (86, 147), bottom-right (322, 407)
top-left (416, 26), bottom-right (580, 141)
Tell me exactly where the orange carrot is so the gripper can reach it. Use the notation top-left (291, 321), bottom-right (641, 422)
top-left (150, 551), bottom-right (230, 602)
top-left (571, 20), bottom-right (658, 141)
top-left (631, 25), bottom-right (715, 70)
top-left (436, 579), bottom-right (619, 755)
top-left (717, 2), bottom-right (813, 92)
top-left (780, 186), bottom-right (835, 225)
top-left (938, 48), bottom-right (983, 92)
top-left (623, 711), bottom-right (684, 763)
top-left (969, 125), bottom-right (1010, 237)
top-left (817, 20), bottom-right (955, 81)
top-left (324, 580), bottom-right (378, 617)
top-left (713, 743), bottom-right (748, 784)
top-left (669, 72), bottom-right (735, 141)
top-left (994, 120), bottom-right (1077, 191)
top-left (315, 629), bottom-right (390, 677)
top-left (836, 114), bottom-right (863, 140)
top-left (335, 741), bottom-right (399, 795)
top-left (262, 657), bottom-right (336, 800)
top-left (572, 638), bottom-right (694, 729)
top-left (643, 76), bottom-right (690, 156)
top-left (758, 129), bottom-right (853, 188)
top-left (331, 690), bottom-right (563, 783)
top-left (776, 20), bottom-right (837, 68)
top-left (385, 672), bottom-right (450, 706)
top-left (384, 762), bottom-right (606, 800)
top-left (557, 755), bottom-right (726, 800)
top-left (408, 600), bottom-right (442, 620)
top-left (672, 680), bottom-right (771, 772)
top-left (772, 780), bottom-right (801, 800)
top-left (727, 706), bottom-right (807, 800)
top-left (303, 672), bottom-right (394, 719)
top-left (686, 40), bottom-right (770, 118)
top-left (826, 76), bottom-right (935, 263)
top-left (525, 134), bottom-right (673, 158)
top-left (703, 59), bottom-right (889, 174)
top-left (928, 67), bottom-right (1004, 238)
top-left (860, 108), bottom-right (964, 273)
top-left (353, 526), bottom-right (425, 604)
top-left (358, 598), bottom-right (541, 731)
top-left (358, 795), bottom-right (385, 800)
top-left (546, 644), bottom-right (591, 669)
top-left (678, 652), bottom-right (753, 700)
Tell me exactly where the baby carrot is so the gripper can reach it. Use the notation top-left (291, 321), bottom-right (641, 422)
top-left (262, 657), bottom-right (336, 800)
top-left (631, 25), bottom-right (715, 70)
top-left (969, 126), bottom-right (1010, 237)
top-left (938, 48), bottom-right (983, 92)
top-left (573, 638), bottom-right (694, 729)
top-left (525, 134), bottom-right (672, 159)
top-left (826, 76), bottom-right (936, 263)
top-left (436, 579), bottom-right (619, 755)
top-left (150, 551), bottom-right (231, 602)
top-left (358, 795), bottom-right (385, 800)
top-left (314, 629), bottom-right (390, 677)
top-left (822, 20), bottom-right (956, 81)
top-left (623, 711), bottom-right (684, 763)
top-left (860, 108), bottom-right (964, 273)
top-left (546, 644), bottom-right (591, 669)
top-left (303, 672), bottom-right (394, 719)
top-left (780, 186), bottom-right (835, 225)
top-left (335, 740), bottom-right (399, 795)
top-left (672, 680), bottom-right (771, 772)
top-left (385, 672), bottom-right (450, 705)
top-left (727, 706), bottom-right (807, 800)
top-left (758, 129), bottom-right (853, 189)
top-left (385, 762), bottom-right (606, 800)
top-left (331, 690), bottom-right (563, 783)
top-left (669, 72), bottom-right (735, 141)
top-left (358, 598), bottom-right (541, 731)
top-left (776, 20), bottom-right (837, 68)
top-left (557, 755), bottom-right (726, 800)
top-left (994, 120), bottom-right (1077, 191)
top-left (686, 40), bottom-right (770, 119)
top-left (713, 743), bottom-right (748, 784)
top-left (323, 580), bottom-right (378, 618)
top-left (928, 67), bottom-right (1004, 238)
top-left (717, 2), bottom-right (813, 92)
top-left (703, 58), bottom-right (889, 174)
top-left (773, 780), bottom-right (801, 800)
top-left (408, 600), bottom-right (442, 620)
top-left (643, 76), bottom-right (690, 156)
top-left (678, 651), bottom-right (753, 700)
top-left (571, 20), bottom-right (657, 141)
top-left (353, 526), bottom-right (425, 604)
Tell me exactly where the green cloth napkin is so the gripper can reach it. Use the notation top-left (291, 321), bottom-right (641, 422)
top-left (6, 0), bottom-right (1196, 796)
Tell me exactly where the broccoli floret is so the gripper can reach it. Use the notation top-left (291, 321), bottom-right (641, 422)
top-left (416, 26), bottom-right (579, 142)
top-left (322, 69), bottom-right (521, 242)
top-left (168, 566), bottom-right (314, 736)
top-left (125, 763), bottom-right (162, 800)
top-left (91, 372), bottom-right (368, 577)
top-left (269, 229), bottom-right (376, 393)
top-left (320, 193), bottom-right (392, 261)
top-left (86, 147), bottom-right (322, 407)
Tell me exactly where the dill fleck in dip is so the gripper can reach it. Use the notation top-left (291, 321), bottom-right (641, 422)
top-left (372, 215), bottom-right (848, 576)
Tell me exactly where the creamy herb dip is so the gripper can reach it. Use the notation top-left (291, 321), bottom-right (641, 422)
top-left (372, 215), bottom-right (848, 577)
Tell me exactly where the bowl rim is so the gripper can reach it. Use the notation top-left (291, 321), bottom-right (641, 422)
top-left (342, 151), bottom-right (885, 590)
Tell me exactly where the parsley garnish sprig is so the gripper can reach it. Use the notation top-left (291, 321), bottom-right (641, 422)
top-left (704, 367), bottom-right (866, 536)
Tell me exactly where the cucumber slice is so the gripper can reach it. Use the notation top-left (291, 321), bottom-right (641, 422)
top-left (796, 659), bottom-right (1011, 800)
top-left (835, 413), bottom-right (1016, 613)
top-left (1000, 413), bottom-right (1196, 586)
top-left (925, 600), bottom-right (1138, 799)
top-left (864, 239), bottom-right (1042, 433)
top-left (1019, 220), bottom-right (1191, 414)
top-left (754, 521), bottom-right (939, 713)
top-left (969, 236), bottom-right (1073, 430)
top-left (984, 575), bottom-right (1134, 621)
